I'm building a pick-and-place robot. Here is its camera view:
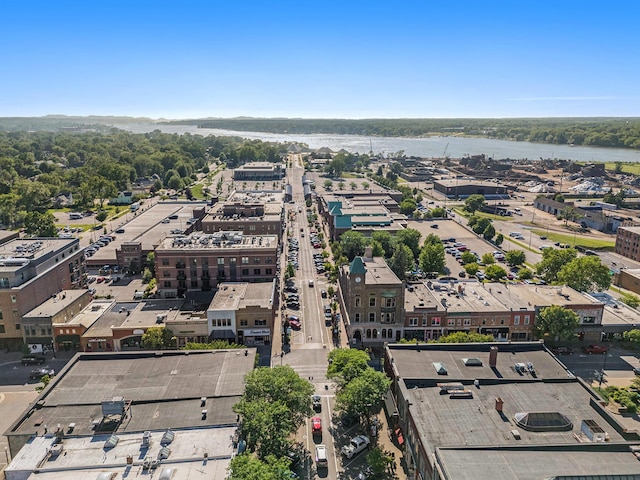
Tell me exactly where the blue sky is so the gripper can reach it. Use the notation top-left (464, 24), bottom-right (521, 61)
top-left (2, 1), bottom-right (638, 119)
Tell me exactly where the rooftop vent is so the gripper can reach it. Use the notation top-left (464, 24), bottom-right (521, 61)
top-left (158, 446), bottom-right (171, 459)
top-left (103, 435), bottom-right (119, 449)
top-left (96, 474), bottom-right (117, 480)
top-left (161, 429), bottom-right (175, 445)
top-left (142, 431), bottom-right (152, 447)
top-left (432, 362), bottom-right (448, 375)
top-left (158, 468), bottom-right (176, 480)
top-left (463, 358), bottom-right (483, 366)
top-left (514, 412), bottom-right (573, 432)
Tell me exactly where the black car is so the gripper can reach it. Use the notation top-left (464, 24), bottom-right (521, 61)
top-left (312, 395), bottom-right (322, 412)
top-left (29, 367), bottom-right (55, 380)
top-left (22, 355), bottom-right (46, 365)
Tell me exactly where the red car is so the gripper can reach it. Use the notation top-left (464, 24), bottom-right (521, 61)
top-left (287, 317), bottom-right (301, 329)
top-left (582, 345), bottom-right (608, 354)
top-left (312, 417), bottom-right (322, 435)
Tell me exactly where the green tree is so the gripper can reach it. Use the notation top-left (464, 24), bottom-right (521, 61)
top-left (536, 305), bottom-right (579, 341)
top-left (96, 210), bottom-right (108, 222)
top-left (399, 198), bottom-right (417, 215)
top-left (557, 256), bottom-right (611, 292)
top-left (388, 244), bottom-right (414, 280)
top-left (419, 242), bottom-right (445, 274)
top-left (460, 251), bottom-right (477, 265)
top-left (505, 250), bottom-right (526, 266)
top-left (622, 329), bottom-right (640, 346)
top-left (87, 176), bottom-right (117, 209)
top-left (464, 262), bottom-right (480, 275)
top-left (350, 181), bottom-right (357, 190)
top-left (146, 252), bottom-right (155, 275)
top-left (464, 194), bottom-right (486, 213)
top-left (470, 216), bottom-right (491, 235)
top-left (228, 454), bottom-right (295, 480)
top-left (327, 348), bottom-right (370, 384)
top-left (431, 207), bottom-right (446, 218)
top-left (362, 181), bottom-right (370, 190)
top-left (285, 262), bottom-right (295, 279)
top-left (485, 264), bottom-right (507, 281)
top-left (336, 368), bottom-right (391, 423)
top-left (340, 231), bottom-right (367, 261)
top-left (435, 332), bottom-right (494, 343)
top-left (366, 447), bottom-right (394, 479)
top-left (24, 211), bottom-right (57, 237)
top-left (620, 293), bottom-right (640, 309)
top-left (554, 194), bottom-right (565, 203)
top-left (142, 326), bottom-right (175, 349)
top-left (396, 228), bottom-right (422, 258)
top-left (481, 253), bottom-right (495, 265)
top-left (483, 223), bottom-right (496, 240)
top-left (323, 179), bottom-right (333, 190)
top-left (536, 248), bottom-right (578, 283)
top-left (518, 267), bottom-right (533, 280)
top-left (495, 233), bottom-right (504, 246)
top-left (338, 181), bottom-right (346, 190)
top-left (371, 231), bottom-right (395, 258)
top-left (234, 366), bottom-right (313, 458)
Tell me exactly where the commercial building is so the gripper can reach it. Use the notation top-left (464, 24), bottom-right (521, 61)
top-left (338, 249), bottom-right (405, 346)
top-left (207, 281), bottom-right (276, 346)
top-left (53, 299), bottom-right (115, 352)
top-left (433, 178), bottom-right (508, 199)
top-left (615, 226), bottom-right (640, 261)
top-left (22, 290), bottom-right (92, 348)
top-left (0, 238), bottom-right (86, 349)
top-left (154, 231), bottom-right (278, 298)
top-left (4, 349), bottom-right (254, 476)
top-left (201, 190), bottom-right (284, 239)
top-left (232, 161), bottom-right (284, 181)
top-left (383, 342), bottom-right (640, 480)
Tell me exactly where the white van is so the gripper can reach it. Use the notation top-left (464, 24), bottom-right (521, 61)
top-left (69, 212), bottom-right (83, 220)
top-left (315, 445), bottom-right (328, 468)
top-left (308, 279), bottom-right (314, 288)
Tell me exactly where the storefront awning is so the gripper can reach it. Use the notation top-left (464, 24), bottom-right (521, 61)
top-left (384, 390), bottom-right (398, 418)
top-left (209, 330), bottom-right (235, 340)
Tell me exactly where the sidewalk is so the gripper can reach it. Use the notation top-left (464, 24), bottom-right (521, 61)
top-left (373, 407), bottom-right (407, 479)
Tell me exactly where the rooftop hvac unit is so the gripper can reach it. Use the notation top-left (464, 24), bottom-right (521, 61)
top-left (101, 397), bottom-right (125, 416)
top-left (142, 431), bottom-right (152, 447)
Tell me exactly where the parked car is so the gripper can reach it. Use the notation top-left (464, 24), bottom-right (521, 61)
top-left (29, 367), bottom-right (55, 379)
top-left (22, 355), bottom-right (46, 365)
top-left (341, 435), bottom-right (370, 458)
top-left (288, 318), bottom-right (301, 329)
top-left (551, 346), bottom-right (573, 355)
top-left (311, 416), bottom-right (322, 435)
top-left (582, 344), bottom-right (608, 354)
top-left (315, 445), bottom-right (328, 468)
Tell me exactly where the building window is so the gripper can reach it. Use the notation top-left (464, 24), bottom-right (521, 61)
top-left (385, 297), bottom-right (395, 308)
top-left (162, 259), bottom-right (169, 266)
top-left (0, 324), bottom-right (5, 334)
top-left (254, 258), bottom-right (261, 264)
top-left (12, 309), bottom-right (18, 318)
top-left (463, 318), bottom-right (471, 326)
top-left (242, 269), bottom-right (249, 275)
top-left (15, 323), bottom-right (20, 330)
top-left (266, 257), bottom-right (272, 264)
top-left (240, 320), bottom-right (248, 326)
top-left (0, 310), bottom-right (2, 320)
top-left (266, 268), bottom-right (273, 275)
top-left (514, 315), bottom-right (520, 325)
top-left (11, 295), bottom-right (16, 303)
top-left (524, 315), bottom-right (530, 325)
top-left (218, 257), bottom-right (225, 265)
top-left (242, 257), bottom-right (249, 264)
top-left (369, 295), bottom-right (376, 307)
top-left (409, 318), bottom-right (418, 326)
top-left (366, 329), bottom-right (372, 338)
top-left (448, 318), bottom-right (455, 326)
top-left (354, 313), bottom-right (361, 323)
top-left (254, 269), bottom-right (261, 275)
top-left (164, 281), bottom-right (172, 288)
top-left (355, 296), bottom-right (361, 307)
top-left (422, 317), bottom-right (428, 326)
top-left (191, 280), bottom-right (198, 288)
top-left (432, 317), bottom-right (441, 326)
top-left (582, 316), bottom-right (596, 324)
top-left (369, 312), bottom-right (375, 322)
top-left (255, 319), bottom-right (267, 326)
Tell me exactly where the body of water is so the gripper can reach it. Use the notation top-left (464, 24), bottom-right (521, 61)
top-left (115, 123), bottom-right (640, 164)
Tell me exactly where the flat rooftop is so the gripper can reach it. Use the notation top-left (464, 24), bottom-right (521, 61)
top-left (435, 178), bottom-right (507, 188)
top-left (7, 427), bottom-right (235, 480)
top-left (0, 238), bottom-right (77, 270)
top-left (227, 190), bottom-right (283, 204)
top-left (56, 300), bottom-right (115, 328)
top-left (7, 350), bottom-right (255, 438)
top-left (23, 290), bottom-right (90, 319)
top-left (210, 282), bottom-right (274, 311)
top-left (435, 444), bottom-right (640, 480)
top-left (362, 257), bottom-right (402, 286)
top-left (156, 231), bottom-right (278, 251)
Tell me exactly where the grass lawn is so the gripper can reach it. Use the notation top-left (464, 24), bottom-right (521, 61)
top-left (453, 207), bottom-right (512, 222)
top-left (340, 172), bottom-right (363, 178)
top-left (531, 229), bottom-right (615, 249)
top-left (190, 183), bottom-right (206, 199)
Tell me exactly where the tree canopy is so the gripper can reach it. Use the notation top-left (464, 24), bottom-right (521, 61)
top-left (535, 248), bottom-right (578, 283)
top-left (227, 454), bottom-right (295, 480)
top-left (435, 332), bottom-right (495, 343)
top-left (327, 348), bottom-right (371, 384)
top-left (557, 256), bottom-right (611, 292)
top-left (536, 305), bottom-right (579, 341)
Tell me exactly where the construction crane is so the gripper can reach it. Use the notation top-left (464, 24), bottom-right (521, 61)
top-left (442, 142), bottom-right (449, 159)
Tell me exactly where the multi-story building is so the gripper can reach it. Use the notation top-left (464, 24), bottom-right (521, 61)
top-left (339, 249), bottom-right (405, 345)
top-left (615, 225), bottom-right (640, 261)
top-left (233, 161), bottom-right (284, 181)
top-left (22, 290), bottom-right (92, 349)
top-left (201, 191), bottom-right (284, 239)
top-left (383, 342), bottom-right (640, 480)
top-left (0, 238), bottom-right (86, 349)
top-left (154, 231), bottom-right (278, 298)
top-left (207, 281), bottom-right (276, 346)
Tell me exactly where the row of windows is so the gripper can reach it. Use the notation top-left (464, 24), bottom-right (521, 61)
top-left (407, 316), bottom-right (531, 327)
top-left (362, 328), bottom-right (394, 338)
top-left (213, 319), bottom-right (267, 327)
top-left (354, 295), bottom-right (396, 308)
top-left (353, 312), bottom-right (396, 323)
top-left (0, 309), bottom-right (19, 320)
top-left (162, 257), bottom-right (274, 266)
top-left (25, 326), bottom-right (53, 336)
